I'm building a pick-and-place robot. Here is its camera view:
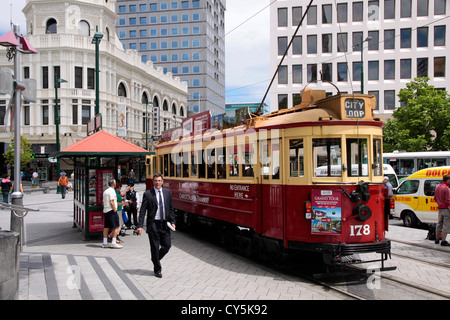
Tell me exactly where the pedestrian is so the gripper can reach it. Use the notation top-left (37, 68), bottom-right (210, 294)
top-left (125, 183), bottom-right (140, 229)
top-left (102, 178), bottom-right (122, 249)
top-left (383, 176), bottom-right (393, 197)
top-left (137, 173), bottom-right (176, 278)
top-left (128, 169), bottom-right (135, 184)
top-left (435, 174), bottom-right (450, 246)
top-left (57, 172), bottom-right (69, 199)
top-left (113, 181), bottom-right (129, 242)
top-left (1, 175), bottom-right (12, 204)
top-left (32, 171), bottom-right (39, 187)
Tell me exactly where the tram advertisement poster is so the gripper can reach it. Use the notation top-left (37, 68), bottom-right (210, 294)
top-left (311, 189), bottom-right (342, 235)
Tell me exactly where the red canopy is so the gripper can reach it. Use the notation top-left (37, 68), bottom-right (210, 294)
top-left (60, 130), bottom-right (150, 156)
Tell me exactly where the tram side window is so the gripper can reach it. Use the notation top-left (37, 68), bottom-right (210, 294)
top-left (182, 152), bottom-right (189, 177)
top-left (217, 147), bottom-right (226, 179)
top-left (153, 156), bottom-right (158, 176)
top-left (228, 146), bottom-right (239, 177)
top-left (373, 139), bottom-right (382, 176)
top-left (261, 141), bottom-right (270, 180)
top-left (242, 144), bottom-right (254, 177)
top-left (289, 139), bottom-right (304, 177)
top-left (313, 138), bottom-right (342, 177)
top-left (198, 150), bottom-right (206, 178)
top-left (163, 154), bottom-right (169, 177)
top-left (174, 153), bottom-right (181, 177)
top-left (272, 142), bottom-right (280, 179)
top-left (261, 140), bottom-right (280, 180)
top-left (207, 148), bottom-right (215, 179)
top-left (191, 151), bottom-right (197, 177)
top-left (169, 153), bottom-right (175, 177)
top-left (346, 139), bottom-right (368, 177)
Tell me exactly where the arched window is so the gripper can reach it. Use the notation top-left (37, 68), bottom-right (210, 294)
top-left (118, 83), bottom-right (127, 97)
top-left (142, 92), bottom-right (149, 104)
top-left (105, 27), bottom-right (110, 41)
top-left (46, 18), bottom-right (57, 34)
top-left (79, 20), bottom-right (90, 36)
top-left (179, 107), bottom-right (185, 117)
top-left (172, 103), bottom-right (177, 115)
top-left (163, 100), bottom-right (169, 111)
top-left (153, 97), bottom-right (159, 108)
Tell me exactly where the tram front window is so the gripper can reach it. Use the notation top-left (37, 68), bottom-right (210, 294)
top-left (313, 138), bottom-right (342, 177)
top-left (346, 138), bottom-right (368, 177)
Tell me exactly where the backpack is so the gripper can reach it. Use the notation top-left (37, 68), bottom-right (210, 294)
top-left (426, 223), bottom-right (438, 240)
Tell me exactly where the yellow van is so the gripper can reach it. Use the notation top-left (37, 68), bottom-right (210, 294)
top-left (393, 166), bottom-right (450, 227)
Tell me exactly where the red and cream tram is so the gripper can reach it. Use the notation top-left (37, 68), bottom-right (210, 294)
top-left (145, 90), bottom-right (394, 270)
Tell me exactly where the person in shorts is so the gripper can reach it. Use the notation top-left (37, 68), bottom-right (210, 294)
top-left (435, 174), bottom-right (450, 246)
top-left (102, 178), bottom-right (122, 249)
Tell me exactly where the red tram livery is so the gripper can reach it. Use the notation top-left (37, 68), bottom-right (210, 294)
top-left (146, 90), bottom-right (394, 271)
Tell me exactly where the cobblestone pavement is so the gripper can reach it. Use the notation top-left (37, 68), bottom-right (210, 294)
top-left (1, 183), bottom-right (449, 304)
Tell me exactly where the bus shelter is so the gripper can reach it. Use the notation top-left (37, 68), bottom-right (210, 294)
top-left (58, 130), bottom-right (152, 239)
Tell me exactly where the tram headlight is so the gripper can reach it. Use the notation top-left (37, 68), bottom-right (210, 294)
top-left (353, 203), bottom-right (372, 221)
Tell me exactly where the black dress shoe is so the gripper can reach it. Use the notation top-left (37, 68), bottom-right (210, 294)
top-left (155, 270), bottom-right (162, 278)
top-left (441, 241), bottom-right (450, 246)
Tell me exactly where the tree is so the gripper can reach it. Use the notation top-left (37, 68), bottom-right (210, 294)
top-left (383, 77), bottom-right (450, 152)
top-left (3, 136), bottom-right (34, 169)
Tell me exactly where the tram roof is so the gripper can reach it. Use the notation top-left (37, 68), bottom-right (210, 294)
top-left (157, 91), bottom-right (380, 147)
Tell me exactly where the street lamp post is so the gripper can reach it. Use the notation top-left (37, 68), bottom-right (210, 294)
top-left (55, 76), bottom-right (67, 194)
top-left (0, 25), bottom-right (37, 238)
top-left (144, 101), bottom-right (154, 150)
top-left (91, 26), bottom-right (103, 118)
top-left (360, 36), bottom-right (372, 94)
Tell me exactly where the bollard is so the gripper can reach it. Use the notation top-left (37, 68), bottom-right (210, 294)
top-left (0, 230), bottom-right (20, 300)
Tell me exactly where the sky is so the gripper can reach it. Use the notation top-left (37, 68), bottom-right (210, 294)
top-left (0, 0), bottom-right (271, 105)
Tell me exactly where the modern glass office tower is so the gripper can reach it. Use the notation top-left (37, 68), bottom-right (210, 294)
top-left (116, 0), bottom-right (226, 116)
top-left (270, 0), bottom-right (449, 120)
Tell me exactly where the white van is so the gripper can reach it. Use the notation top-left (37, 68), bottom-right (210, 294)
top-left (383, 164), bottom-right (399, 189)
top-left (393, 166), bottom-right (450, 227)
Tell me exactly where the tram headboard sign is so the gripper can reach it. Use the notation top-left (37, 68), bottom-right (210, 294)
top-left (344, 98), bottom-right (365, 118)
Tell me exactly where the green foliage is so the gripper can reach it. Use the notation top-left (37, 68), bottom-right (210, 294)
top-left (383, 77), bottom-right (450, 152)
top-left (2, 136), bottom-right (33, 169)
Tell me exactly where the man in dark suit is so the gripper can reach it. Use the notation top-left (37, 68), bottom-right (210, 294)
top-left (137, 173), bottom-right (176, 278)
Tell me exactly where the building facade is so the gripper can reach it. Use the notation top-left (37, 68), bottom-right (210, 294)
top-left (0, 0), bottom-right (188, 178)
top-left (116, 0), bottom-right (226, 116)
top-left (270, 0), bottom-right (449, 120)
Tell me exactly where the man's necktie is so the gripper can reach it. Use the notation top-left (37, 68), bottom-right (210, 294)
top-left (159, 190), bottom-right (165, 220)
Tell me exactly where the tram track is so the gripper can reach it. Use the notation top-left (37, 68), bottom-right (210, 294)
top-left (314, 262), bottom-right (450, 300)
top-left (330, 237), bottom-right (450, 300)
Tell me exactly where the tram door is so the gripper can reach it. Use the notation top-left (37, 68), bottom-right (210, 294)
top-left (260, 139), bottom-right (284, 239)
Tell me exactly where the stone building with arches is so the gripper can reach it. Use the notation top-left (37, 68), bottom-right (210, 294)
top-left (0, 0), bottom-right (188, 178)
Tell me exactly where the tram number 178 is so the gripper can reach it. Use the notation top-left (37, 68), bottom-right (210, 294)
top-left (349, 224), bottom-right (370, 236)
